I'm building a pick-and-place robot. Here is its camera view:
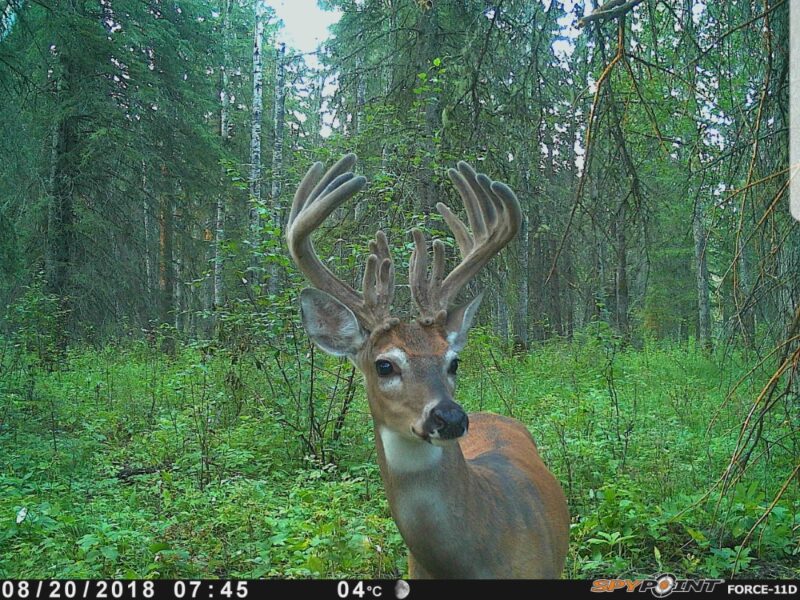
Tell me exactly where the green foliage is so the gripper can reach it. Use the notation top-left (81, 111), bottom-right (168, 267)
top-left (3, 274), bottom-right (64, 368)
top-left (0, 0), bottom-right (795, 583)
top-left (0, 332), bottom-right (797, 579)
top-left (454, 332), bottom-right (798, 578)
top-left (0, 334), bottom-right (404, 578)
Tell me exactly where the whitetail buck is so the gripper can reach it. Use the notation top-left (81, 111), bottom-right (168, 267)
top-left (286, 154), bottom-right (569, 579)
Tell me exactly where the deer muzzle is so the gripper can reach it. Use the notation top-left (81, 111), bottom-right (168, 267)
top-left (426, 400), bottom-right (469, 441)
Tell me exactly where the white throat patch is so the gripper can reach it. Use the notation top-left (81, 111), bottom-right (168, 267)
top-left (379, 427), bottom-right (442, 473)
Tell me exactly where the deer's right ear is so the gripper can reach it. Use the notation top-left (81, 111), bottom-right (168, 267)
top-left (300, 288), bottom-right (367, 357)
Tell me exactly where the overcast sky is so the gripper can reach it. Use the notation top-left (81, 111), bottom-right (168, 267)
top-left (266, 0), bottom-right (341, 59)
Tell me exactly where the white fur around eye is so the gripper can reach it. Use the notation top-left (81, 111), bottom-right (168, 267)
top-left (378, 376), bottom-right (402, 391)
top-left (377, 348), bottom-right (409, 372)
top-left (375, 348), bottom-right (407, 391)
top-left (444, 349), bottom-right (458, 376)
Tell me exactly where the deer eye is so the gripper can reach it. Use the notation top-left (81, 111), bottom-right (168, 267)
top-left (375, 360), bottom-right (395, 377)
top-left (448, 358), bottom-right (460, 375)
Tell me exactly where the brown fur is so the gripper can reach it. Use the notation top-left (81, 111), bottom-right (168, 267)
top-left (290, 155), bottom-right (567, 578)
top-left (372, 322), bottom-right (450, 357)
top-left (358, 323), bottom-right (454, 433)
top-left (357, 323), bottom-right (570, 579)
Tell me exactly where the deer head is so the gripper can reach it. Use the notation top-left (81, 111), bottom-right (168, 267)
top-left (287, 154), bottom-right (521, 446)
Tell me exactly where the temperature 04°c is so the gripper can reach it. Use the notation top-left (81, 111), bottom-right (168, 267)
top-left (336, 581), bottom-right (383, 599)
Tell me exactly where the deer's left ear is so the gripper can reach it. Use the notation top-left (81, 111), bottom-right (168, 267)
top-left (300, 287), bottom-right (367, 357)
top-left (445, 293), bottom-right (483, 352)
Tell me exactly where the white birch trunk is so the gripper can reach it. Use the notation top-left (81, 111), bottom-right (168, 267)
top-left (266, 41), bottom-right (286, 295)
top-left (214, 0), bottom-right (231, 312)
top-left (692, 198), bottom-right (712, 350)
top-left (248, 0), bottom-right (266, 280)
top-left (686, 0), bottom-right (712, 351)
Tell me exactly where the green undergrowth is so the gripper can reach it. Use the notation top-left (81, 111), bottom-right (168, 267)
top-left (0, 331), bottom-right (797, 579)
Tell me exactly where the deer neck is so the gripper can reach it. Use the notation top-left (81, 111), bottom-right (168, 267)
top-left (374, 424), bottom-right (481, 577)
top-left (375, 423), bottom-right (471, 519)
top-left (376, 425), bottom-right (455, 476)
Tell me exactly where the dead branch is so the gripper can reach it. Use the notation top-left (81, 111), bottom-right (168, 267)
top-left (578, 0), bottom-right (644, 28)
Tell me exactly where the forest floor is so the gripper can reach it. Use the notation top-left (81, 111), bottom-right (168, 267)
top-left (0, 333), bottom-right (797, 579)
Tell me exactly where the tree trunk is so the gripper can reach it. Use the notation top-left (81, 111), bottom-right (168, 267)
top-left (213, 0), bottom-right (231, 322)
top-left (562, 245), bottom-right (575, 338)
top-left (173, 206), bottom-right (183, 333)
top-left (692, 198), bottom-right (712, 351)
top-left (353, 56), bottom-right (369, 222)
top-left (529, 206), bottom-right (545, 342)
top-left (47, 122), bottom-right (74, 356)
top-left (685, 0), bottom-right (712, 352)
top-left (213, 197), bottom-right (224, 310)
top-left (266, 41), bottom-right (286, 296)
top-left (495, 277), bottom-right (509, 342)
top-left (547, 235), bottom-right (564, 336)
top-left (416, 6), bottom-right (440, 219)
top-left (248, 0), bottom-right (266, 283)
top-left (159, 190), bottom-right (175, 353)
top-left (736, 235), bottom-right (755, 348)
top-left (777, 244), bottom-right (798, 343)
top-left (46, 72), bottom-right (74, 357)
top-left (512, 213), bottom-right (530, 351)
top-left (174, 257), bottom-right (182, 332)
top-left (512, 160), bottom-right (531, 350)
top-left (142, 161), bottom-right (153, 314)
top-left (615, 199), bottom-right (630, 340)
top-left (45, 116), bottom-right (60, 286)
top-left (220, 0), bottom-right (231, 145)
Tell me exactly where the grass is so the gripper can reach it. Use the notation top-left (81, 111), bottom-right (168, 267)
top-left (0, 330), bottom-right (797, 579)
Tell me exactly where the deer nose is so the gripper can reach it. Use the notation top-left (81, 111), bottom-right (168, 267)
top-left (430, 400), bottom-right (469, 440)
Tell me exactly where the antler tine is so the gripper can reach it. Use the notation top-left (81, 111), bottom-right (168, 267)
top-left (439, 162), bottom-right (521, 305)
top-left (288, 154), bottom-right (356, 226)
top-left (409, 228), bottom-right (429, 311)
top-left (362, 231), bottom-right (396, 325)
top-left (409, 161), bottom-right (521, 321)
top-left (287, 154), bottom-right (396, 329)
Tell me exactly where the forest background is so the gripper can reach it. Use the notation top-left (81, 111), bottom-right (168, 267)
top-left (0, 0), bottom-right (797, 579)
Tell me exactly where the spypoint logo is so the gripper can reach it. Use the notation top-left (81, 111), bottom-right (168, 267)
top-left (652, 575), bottom-right (677, 597)
top-left (591, 574), bottom-right (724, 597)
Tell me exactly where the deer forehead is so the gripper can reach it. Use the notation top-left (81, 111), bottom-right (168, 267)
top-left (371, 322), bottom-right (451, 359)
